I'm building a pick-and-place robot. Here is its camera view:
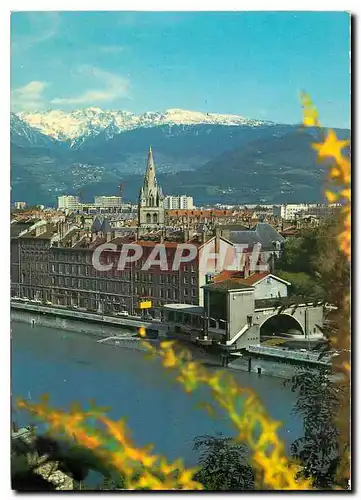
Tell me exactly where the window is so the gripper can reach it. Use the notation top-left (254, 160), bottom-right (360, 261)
top-left (191, 276), bottom-right (196, 285)
top-left (191, 288), bottom-right (196, 297)
top-left (184, 289), bottom-right (189, 296)
top-left (160, 275), bottom-right (165, 284)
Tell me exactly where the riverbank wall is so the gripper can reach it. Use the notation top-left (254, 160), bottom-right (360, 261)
top-left (10, 301), bottom-right (169, 339)
top-left (11, 307), bottom-right (136, 339)
top-left (227, 355), bottom-right (317, 379)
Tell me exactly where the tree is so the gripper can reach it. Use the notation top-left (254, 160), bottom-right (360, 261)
top-left (285, 368), bottom-right (349, 489)
top-left (193, 433), bottom-right (255, 490)
top-left (275, 214), bottom-right (350, 306)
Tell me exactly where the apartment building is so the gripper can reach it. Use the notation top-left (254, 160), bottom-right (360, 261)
top-left (273, 203), bottom-right (340, 220)
top-left (164, 195), bottom-right (194, 210)
top-left (57, 195), bottom-right (81, 211)
top-left (11, 220), bottom-right (256, 316)
top-left (94, 196), bottom-right (122, 208)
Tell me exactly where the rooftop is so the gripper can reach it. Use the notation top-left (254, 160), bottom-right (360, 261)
top-left (228, 222), bottom-right (285, 249)
top-left (203, 279), bottom-right (255, 292)
top-left (167, 209), bottom-right (234, 217)
top-left (162, 303), bottom-right (204, 315)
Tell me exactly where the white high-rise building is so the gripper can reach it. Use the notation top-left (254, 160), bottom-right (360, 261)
top-left (57, 195), bottom-right (81, 211)
top-left (274, 203), bottom-right (319, 219)
top-left (94, 196), bottom-right (122, 208)
top-left (14, 201), bottom-right (27, 210)
top-left (164, 195), bottom-right (194, 210)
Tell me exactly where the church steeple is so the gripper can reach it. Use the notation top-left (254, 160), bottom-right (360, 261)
top-left (143, 146), bottom-right (156, 189)
top-left (138, 147), bottom-right (165, 229)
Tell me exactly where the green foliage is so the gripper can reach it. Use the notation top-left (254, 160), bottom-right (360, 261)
top-left (286, 369), bottom-right (349, 489)
top-left (276, 271), bottom-right (324, 299)
top-left (193, 433), bottom-right (255, 490)
top-left (275, 215), bottom-right (349, 305)
top-left (11, 433), bottom-right (126, 491)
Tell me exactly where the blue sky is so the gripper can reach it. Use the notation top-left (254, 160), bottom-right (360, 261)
top-left (11, 11), bottom-right (350, 128)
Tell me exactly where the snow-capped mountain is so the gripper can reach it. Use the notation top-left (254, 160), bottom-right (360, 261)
top-left (10, 112), bottom-right (58, 148)
top-left (17, 107), bottom-right (273, 144)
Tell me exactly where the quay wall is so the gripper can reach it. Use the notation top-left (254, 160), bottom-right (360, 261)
top-left (228, 355), bottom-right (320, 379)
top-left (11, 308), bottom-right (135, 339)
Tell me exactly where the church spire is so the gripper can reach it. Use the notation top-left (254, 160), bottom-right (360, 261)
top-left (144, 145), bottom-right (156, 188)
top-left (138, 147), bottom-right (165, 228)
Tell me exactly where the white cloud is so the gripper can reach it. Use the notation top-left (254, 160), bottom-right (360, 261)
top-left (50, 66), bottom-right (130, 106)
top-left (11, 81), bottom-right (49, 111)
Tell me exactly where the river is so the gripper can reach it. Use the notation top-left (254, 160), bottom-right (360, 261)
top-left (11, 321), bottom-right (302, 466)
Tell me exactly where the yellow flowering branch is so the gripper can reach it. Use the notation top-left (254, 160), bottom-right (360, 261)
top-left (301, 92), bottom-right (350, 484)
top-left (17, 395), bottom-right (203, 490)
top-left (143, 339), bottom-right (313, 490)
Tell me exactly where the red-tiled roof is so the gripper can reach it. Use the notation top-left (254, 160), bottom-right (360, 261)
top-left (214, 270), bottom-right (244, 282)
top-left (166, 209), bottom-right (234, 217)
top-left (213, 271), bottom-right (271, 286)
top-left (239, 271), bottom-right (270, 285)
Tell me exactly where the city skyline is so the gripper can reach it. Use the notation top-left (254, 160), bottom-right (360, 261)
top-left (11, 11), bottom-right (350, 128)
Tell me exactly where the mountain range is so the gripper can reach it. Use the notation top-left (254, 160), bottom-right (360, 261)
top-left (10, 108), bottom-right (350, 207)
top-left (17, 107), bottom-right (272, 144)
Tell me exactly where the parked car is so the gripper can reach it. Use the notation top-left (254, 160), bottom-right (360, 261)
top-left (116, 311), bottom-right (129, 317)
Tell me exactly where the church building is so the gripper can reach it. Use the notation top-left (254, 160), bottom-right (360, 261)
top-left (138, 147), bottom-right (165, 229)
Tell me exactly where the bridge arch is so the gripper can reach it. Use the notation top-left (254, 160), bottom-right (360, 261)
top-left (259, 313), bottom-right (304, 336)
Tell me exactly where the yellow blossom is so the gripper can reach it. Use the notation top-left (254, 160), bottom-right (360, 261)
top-left (312, 129), bottom-right (350, 164)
